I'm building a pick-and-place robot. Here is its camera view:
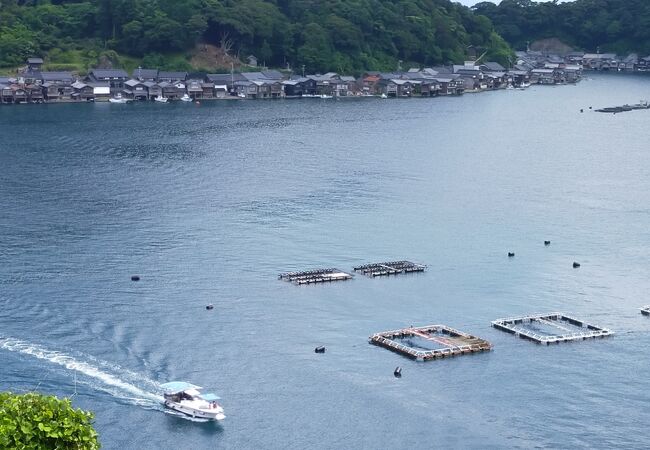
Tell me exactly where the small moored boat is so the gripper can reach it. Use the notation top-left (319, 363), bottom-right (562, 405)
top-left (109, 93), bottom-right (129, 104)
top-left (154, 95), bottom-right (169, 103)
top-left (161, 381), bottom-right (225, 421)
top-left (180, 94), bottom-right (192, 102)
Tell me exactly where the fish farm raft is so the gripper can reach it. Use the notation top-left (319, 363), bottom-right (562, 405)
top-left (641, 306), bottom-right (650, 316)
top-left (353, 260), bottom-right (426, 277)
top-left (491, 313), bottom-right (614, 345)
top-left (278, 268), bottom-right (353, 285)
top-left (369, 325), bottom-right (492, 361)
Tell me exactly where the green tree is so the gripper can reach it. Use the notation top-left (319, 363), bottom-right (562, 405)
top-left (0, 392), bottom-right (100, 450)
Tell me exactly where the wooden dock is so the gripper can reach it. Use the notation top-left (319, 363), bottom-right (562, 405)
top-left (491, 313), bottom-right (613, 345)
top-left (640, 306), bottom-right (650, 316)
top-left (353, 260), bottom-right (426, 277)
top-left (369, 325), bottom-right (491, 361)
top-left (279, 268), bottom-right (353, 285)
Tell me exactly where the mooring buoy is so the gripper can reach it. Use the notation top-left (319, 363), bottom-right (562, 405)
top-left (508, 252), bottom-right (515, 257)
top-left (131, 275), bottom-right (140, 281)
top-left (394, 367), bottom-right (402, 378)
top-left (206, 304), bottom-right (214, 310)
top-left (580, 109), bottom-right (584, 113)
top-left (573, 262), bottom-right (581, 268)
top-left (544, 240), bottom-right (551, 246)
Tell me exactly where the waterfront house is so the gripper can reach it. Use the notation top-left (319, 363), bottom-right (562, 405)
top-left (158, 71), bottom-right (187, 83)
top-left (12, 85), bottom-right (27, 103)
top-left (637, 56), bottom-right (650, 72)
top-left (582, 53), bottom-right (617, 70)
top-left (306, 74), bottom-right (338, 96)
top-left (432, 75), bottom-right (464, 95)
top-left (565, 52), bottom-right (585, 65)
top-left (531, 68), bottom-right (556, 84)
top-left (0, 84), bottom-right (13, 103)
top-left (71, 81), bottom-right (95, 101)
top-left (206, 73), bottom-right (244, 93)
top-left (361, 73), bottom-right (381, 95)
top-left (39, 72), bottom-right (74, 100)
top-left (124, 79), bottom-right (149, 100)
top-left (564, 65), bottom-right (582, 82)
top-left (509, 70), bottom-right (530, 87)
top-left (620, 54), bottom-right (638, 72)
top-left (186, 79), bottom-right (204, 99)
top-left (89, 82), bottom-right (111, 100)
top-left (88, 69), bottom-right (129, 93)
top-left (132, 68), bottom-right (158, 82)
top-left (158, 81), bottom-right (183, 99)
top-left (142, 81), bottom-right (162, 98)
top-left (42, 82), bottom-right (60, 101)
top-left (25, 84), bottom-right (43, 102)
top-left (201, 82), bottom-right (215, 98)
top-left (240, 72), bottom-right (285, 98)
top-left (378, 78), bottom-right (415, 97)
top-left (282, 78), bottom-right (306, 97)
top-left (337, 75), bottom-right (357, 96)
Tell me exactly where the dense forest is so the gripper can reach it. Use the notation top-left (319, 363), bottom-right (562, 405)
top-left (0, 0), bottom-right (512, 73)
top-left (474, 0), bottom-right (650, 55)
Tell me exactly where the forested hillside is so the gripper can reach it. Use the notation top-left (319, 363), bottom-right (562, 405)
top-left (474, 0), bottom-right (650, 55)
top-left (0, 0), bottom-right (511, 73)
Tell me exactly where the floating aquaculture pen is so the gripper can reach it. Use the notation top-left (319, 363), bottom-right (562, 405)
top-left (279, 268), bottom-right (353, 285)
top-left (491, 313), bottom-right (613, 345)
top-left (353, 260), bottom-right (426, 277)
top-left (640, 306), bottom-right (650, 316)
top-left (369, 325), bottom-right (491, 361)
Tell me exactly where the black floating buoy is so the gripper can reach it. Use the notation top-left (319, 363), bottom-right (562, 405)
top-left (206, 304), bottom-right (214, 310)
top-left (589, 106), bottom-right (593, 110)
top-left (131, 275), bottom-right (140, 281)
top-left (573, 262), bottom-right (581, 268)
top-left (314, 346), bottom-right (326, 353)
top-left (508, 252), bottom-right (515, 258)
top-left (544, 240), bottom-right (551, 246)
top-left (580, 109), bottom-right (584, 113)
top-left (394, 366), bottom-right (402, 378)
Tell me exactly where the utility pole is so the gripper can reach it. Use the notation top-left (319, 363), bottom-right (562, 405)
top-left (231, 62), bottom-right (234, 92)
top-left (302, 65), bottom-right (305, 78)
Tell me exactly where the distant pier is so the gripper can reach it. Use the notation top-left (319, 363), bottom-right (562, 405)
top-left (369, 325), bottom-right (491, 361)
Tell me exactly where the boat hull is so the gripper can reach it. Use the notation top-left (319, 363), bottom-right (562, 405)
top-left (164, 400), bottom-right (225, 421)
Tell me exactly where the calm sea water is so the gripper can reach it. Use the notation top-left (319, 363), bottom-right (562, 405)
top-left (2, 73), bottom-right (650, 449)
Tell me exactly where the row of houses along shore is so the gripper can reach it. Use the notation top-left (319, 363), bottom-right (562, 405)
top-left (6, 50), bottom-right (642, 105)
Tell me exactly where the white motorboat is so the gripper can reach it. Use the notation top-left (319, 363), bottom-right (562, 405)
top-left (109, 93), bottom-right (129, 104)
top-left (161, 381), bottom-right (225, 421)
top-left (180, 94), bottom-right (192, 102)
top-left (319, 94), bottom-right (333, 99)
top-left (154, 95), bottom-right (169, 103)
top-left (380, 93), bottom-right (388, 99)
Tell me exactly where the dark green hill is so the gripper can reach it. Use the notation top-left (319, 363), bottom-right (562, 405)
top-left (473, 0), bottom-right (650, 55)
top-left (0, 0), bottom-right (512, 73)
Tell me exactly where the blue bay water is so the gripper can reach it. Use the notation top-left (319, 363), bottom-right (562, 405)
top-left (1, 73), bottom-right (650, 448)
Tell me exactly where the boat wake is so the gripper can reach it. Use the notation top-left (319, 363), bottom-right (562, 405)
top-left (0, 337), bottom-right (163, 410)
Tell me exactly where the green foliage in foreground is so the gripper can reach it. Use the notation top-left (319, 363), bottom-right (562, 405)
top-left (0, 392), bottom-right (100, 450)
top-left (0, 0), bottom-right (513, 73)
